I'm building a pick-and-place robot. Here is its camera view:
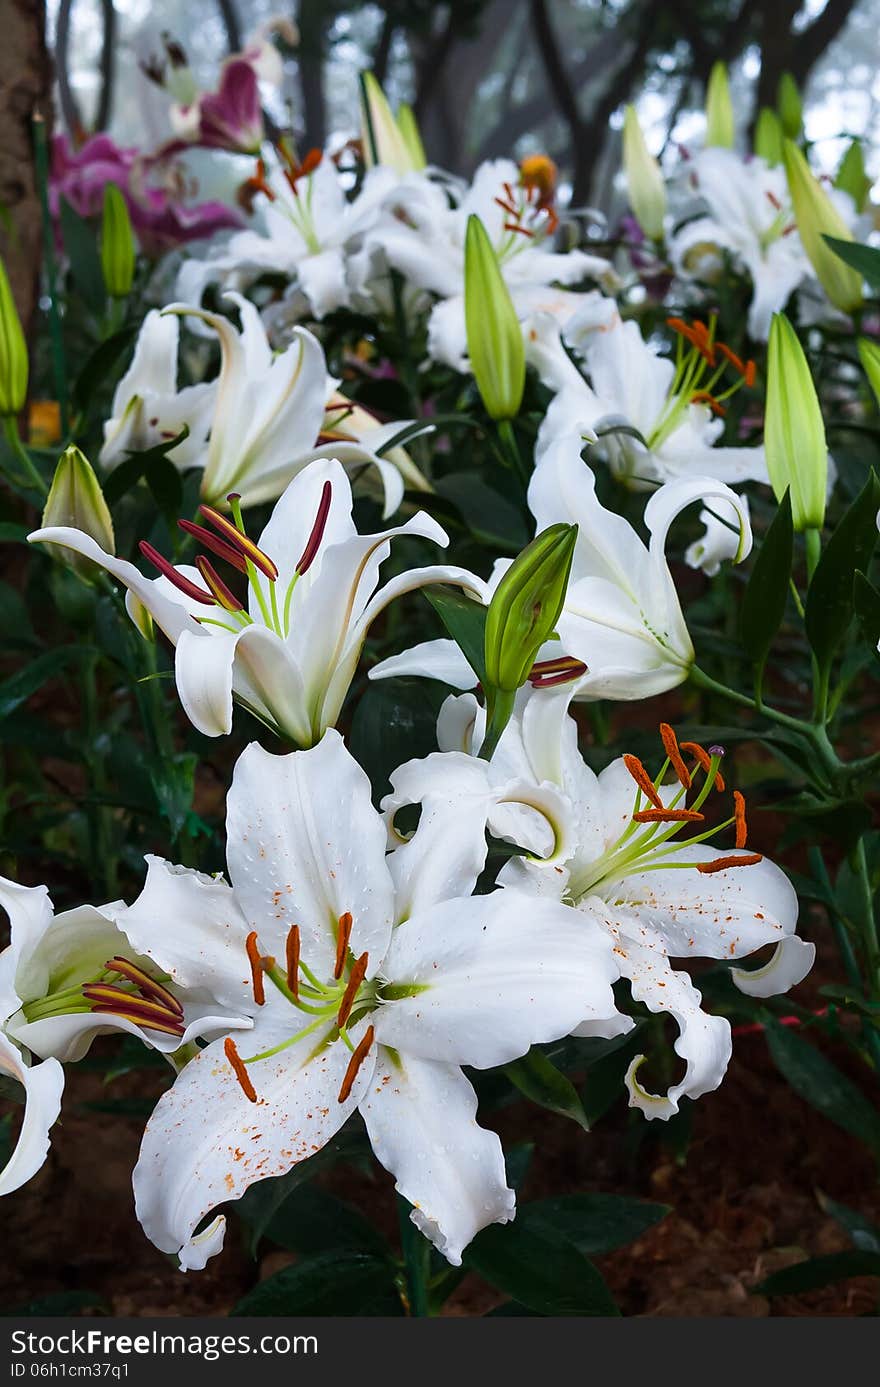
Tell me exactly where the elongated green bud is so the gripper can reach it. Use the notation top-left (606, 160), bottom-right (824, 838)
top-left (705, 62), bottom-right (734, 148)
top-left (464, 214), bottom-right (525, 420)
top-left (359, 71), bottom-right (413, 172)
top-left (754, 108), bottom-right (783, 166)
top-left (858, 338), bottom-right (880, 409)
top-left (622, 104), bottom-right (666, 241)
top-left (776, 72), bottom-right (802, 139)
top-left (484, 523), bottom-right (577, 693)
top-left (783, 140), bottom-right (863, 314)
top-left (0, 258), bottom-right (28, 417)
top-left (765, 314), bottom-right (827, 532)
top-left (396, 102), bottom-right (427, 171)
top-left (835, 139), bottom-right (871, 214)
top-left (101, 183), bottom-right (135, 298)
top-left (41, 445), bottom-right (115, 578)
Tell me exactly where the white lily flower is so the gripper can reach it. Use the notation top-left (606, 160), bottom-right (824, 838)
top-left (115, 731), bottom-right (622, 1269)
top-left (372, 435), bottom-right (752, 702)
top-left (99, 310), bottom-right (216, 472)
top-left (684, 494), bottom-right (751, 576)
top-left (0, 875), bottom-right (241, 1196)
top-left (385, 696), bottom-right (815, 1119)
top-left (30, 459), bottom-right (486, 746)
top-left (531, 309), bottom-right (768, 490)
top-left (668, 148), bottom-right (811, 341)
top-left (175, 151), bottom-right (399, 320)
top-left (366, 157), bottom-right (614, 371)
top-left (163, 293), bottom-right (407, 513)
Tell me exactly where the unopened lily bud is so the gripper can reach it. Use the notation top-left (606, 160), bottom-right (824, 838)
top-left (705, 62), bottom-right (734, 148)
top-left (396, 102), bottom-right (427, 171)
top-left (41, 445), bottom-right (115, 578)
top-left (835, 139), bottom-right (871, 214)
top-left (359, 71), bottom-right (413, 172)
top-left (484, 523), bottom-right (577, 693)
top-left (858, 338), bottom-right (880, 409)
top-left (765, 314), bottom-right (827, 532)
top-left (464, 214), bottom-right (525, 420)
top-left (0, 258), bottom-right (28, 418)
top-left (101, 183), bottom-right (135, 298)
top-left (783, 140), bottom-right (863, 314)
top-left (776, 72), bottom-right (802, 139)
top-left (622, 105), bottom-right (666, 241)
top-left (754, 108), bottom-right (783, 166)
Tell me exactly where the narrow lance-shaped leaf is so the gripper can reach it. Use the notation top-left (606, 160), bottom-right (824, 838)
top-left (424, 584), bottom-right (488, 686)
top-left (739, 489), bottom-right (793, 684)
top-left (853, 571), bottom-right (880, 651)
top-left (805, 469), bottom-right (880, 673)
top-left (823, 235), bottom-right (880, 292)
top-left (504, 1048), bottom-right (590, 1132)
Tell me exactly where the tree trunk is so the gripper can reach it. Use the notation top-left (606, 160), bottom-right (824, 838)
top-left (0, 0), bottom-right (51, 333)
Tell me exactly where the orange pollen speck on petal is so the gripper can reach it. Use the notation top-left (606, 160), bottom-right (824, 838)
top-left (334, 912), bottom-right (353, 980)
top-left (660, 723), bottom-right (692, 790)
top-left (338, 1024), bottom-right (375, 1104)
top-left (623, 754), bottom-right (665, 809)
top-left (733, 790), bottom-right (748, 849)
top-left (337, 952), bottom-right (369, 1030)
top-left (696, 853), bottom-right (763, 875)
top-left (224, 1037), bottom-right (258, 1103)
top-left (245, 932), bottom-right (265, 1006)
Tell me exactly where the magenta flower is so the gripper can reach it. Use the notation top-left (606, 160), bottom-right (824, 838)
top-left (173, 57), bottom-right (264, 156)
top-left (50, 133), bottom-right (243, 257)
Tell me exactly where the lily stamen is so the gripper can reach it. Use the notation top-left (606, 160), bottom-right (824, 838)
top-left (224, 1037), bottom-right (258, 1103)
top-left (338, 1024), bottom-right (375, 1103)
top-left (177, 518), bottom-right (248, 573)
top-left (680, 740), bottom-right (726, 792)
top-left (81, 985), bottom-right (184, 1035)
top-left (296, 480), bottom-right (332, 576)
top-left (623, 754), bottom-right (665, 809)
top-left (139, 541), bottom-right (214, 605)
top-left (659, 723), bottom-right (692, 789)
top-left (733, 790), bottom-right (748, 848)
top-left (697, 852), bottom-right (763, 874)
top-left (105, 956), bottom-right (183, 1018)
top-left (195, 556), bottom-right (245, 613)
top-left (199, 504), bottom-right (279, 581)
top-left (245, 931), bottom-right (266, 1006)
top-left (633, 808), bottom-right (704, 823)
top-left (528, 655), bottom-right (588, 688)
top-left (334, 911), bottom-right (353, 980)
top-left (285, 924), bottom-right (301, 998)
top-left (337, 952), bottom-right (369, 1030)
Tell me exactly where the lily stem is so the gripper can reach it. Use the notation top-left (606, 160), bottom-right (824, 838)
top-left (33, 112), bottom-right (69, 435)
top-left (2, 416), bottom-right (47, 495)
top-left (398, 1197), bottom-right (431, 1317)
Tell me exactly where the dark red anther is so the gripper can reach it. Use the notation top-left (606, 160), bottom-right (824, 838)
top-left (296, 480), bottom-right (333, 575)
top-left (195, 556), bottom-right (245, 612)
top-left (178, 519), bottom-right (248, 573)
top-left (139, 541), bottom-right (215, 605)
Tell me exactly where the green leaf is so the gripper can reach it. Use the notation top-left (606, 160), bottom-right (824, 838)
top-left (739, 490), bottom-right (793, 677)
top-left (242, 1185), bottom-right (390, 1259)
top-left (229, 1251), bottom-right (399, 1316)
top-left (817, 1192), bottom-right (880, 1252)
top-left (234, 1127), bottom-right (369, 1254)
top-left (424, 584), bottom-right (486, 685)
top-left (150, 753), bottom-right (197, 840)
top-left (765, 1021), bottom-right (880, 1153)
top-left (0, 647), bottom-right (92, 721)
top-left (805, 470), bottom-right (880, 671)
top-left (519, 1193), bottom-right (670, 1257)
top-left (0, 521), bottom-right (29, 543)
top-left (103, 427), bottom-right (190, 506)
top-left (504, 1048), bottom-right (590, 1131)
top-left (822, 235), bottom-right (880, 291)
top-left (59, 197), bottom-right (106, 314)
top-left (0, 1290), bottom-right (108, 1317)
top-left (757, 1249), bottom-right (880, 1296)
top-left (853, 570), bottom-right (880, 649)
top-left (435, 472), bottom-right (529, 552)
top-left (464, 1220), bottom-right (619, 1316)
top-left (72, 327), bottom-right (137, 416)
top-left (348, 677), bottom-right (448, 799)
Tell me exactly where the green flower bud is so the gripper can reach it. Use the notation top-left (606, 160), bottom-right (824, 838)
top-left (622, 104), bottom-right (666, 242)
top-left (484, 523), bottom-right (577, 693)
top-left (0, 257), bottom-right (28, 418)
top-left (783, 140), bottom-right (863, 314)
top-left (857, 337), bottom-right (880, 409)
top-left (464, 214), bottom-right (525, 420)
top-left (705, 62), bottom-right (734, 148)
top-left (835, 139), bottom-right (871, 214)
top-left (776, 72), bottom-right (803, 139)
top-left (396, 102), bottom-right (427, 171)
top-left (765, 314), bottom-right (827, 532)
top-left (41, 445), bottom-right (115, 579)
top-left (101, 183), bottom-right (135, 298)
top-left (754, 108), bottom-right (784, 166)
top-left (359, 71), bottom-right (415, 173)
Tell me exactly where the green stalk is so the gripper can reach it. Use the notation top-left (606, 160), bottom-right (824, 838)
top-left (851, 837), bottom-right (880, 1003)
top-left (479, 686), bottom-right (516, 761)
top-left (397, 1197), bottom-right (431, 1317)
top-left (2, 415), bottom-right (47, 494)
top-left (33, 112), bottom-right (69, 434)
top-left (497, 417), bottom-right (529, 488)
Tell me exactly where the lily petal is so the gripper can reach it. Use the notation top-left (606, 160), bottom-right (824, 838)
top-left (0, 1035), bottom-right (64, 1196)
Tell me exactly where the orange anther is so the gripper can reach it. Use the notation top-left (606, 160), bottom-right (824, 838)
top-left (285, 924), bottom-right (301, 998)
top-left (337, 952), bottom-right (369, 1030)
top-left (338, 1025), bottom-right (375, 1103)
top-left (245, 932), bottom-right (265, 1006)
top-left (679, 742), bottom-right (726, 792)
top-left (633, 809), bottom-right (705, 823)
top-left (696, 853), bottom-right (763, 874)
top-left (623, 754), bottom-right (664, 809)
top-left (660, 723), bottom-right (692, 790)
top-left (224, 1037), bottom-right (257, 1103)
top-left (733, 790), bottom-right (748, 849)
top-left (334, 912), bottom-right (353, 981)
